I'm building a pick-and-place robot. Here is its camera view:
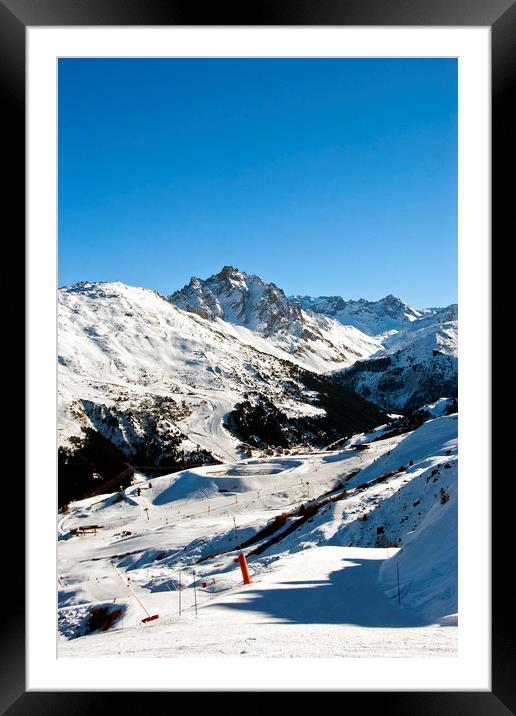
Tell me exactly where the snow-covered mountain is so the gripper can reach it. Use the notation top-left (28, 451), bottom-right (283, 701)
top-left (58, 271), bottom-right (458, 503)
top-left (171, 270), bottom-right (458, 413)
top-left (169, 267), bottom-right (382, 373)
top-left (291, 293), bottom-right (426, 336)
top-left (58, 280), bottom-right (386, 504)
top-left (171, 265), bottom-right (301, 332)
top-left (335, 306), bottom-right (457, 412)
top-left (291, 292), bottom-right (458, 412)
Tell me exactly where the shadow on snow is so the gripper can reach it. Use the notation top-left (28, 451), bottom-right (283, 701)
top-left (215, 555), bottom-right (429, 628)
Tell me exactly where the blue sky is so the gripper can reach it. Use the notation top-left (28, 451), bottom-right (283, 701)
top-left (58, 58), bottom-right (457, 307)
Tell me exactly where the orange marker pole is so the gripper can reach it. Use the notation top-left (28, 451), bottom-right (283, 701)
top-left (238, 553), bottom-right (252, 585)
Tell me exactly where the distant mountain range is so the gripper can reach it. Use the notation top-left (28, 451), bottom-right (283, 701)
top-left (170, 266), bottom-right (457, 412)
top-left (290, 293), bottom-right (438, 335)
top-left (58, 267), bottom-right (457, 502)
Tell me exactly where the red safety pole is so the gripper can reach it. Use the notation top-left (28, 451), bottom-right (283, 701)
top-left (233, 516), bottom-right (252, 584)
top-left (238, 552), bottom-right (252, 585)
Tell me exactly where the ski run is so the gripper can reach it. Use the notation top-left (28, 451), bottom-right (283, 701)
top-left (58, 412), bottom-right (458, 657)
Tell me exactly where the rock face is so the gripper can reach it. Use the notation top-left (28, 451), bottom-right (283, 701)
top-left (171, 266), bottom-right (302, 334)
top-left (169, 267), bottom-right (382, 373)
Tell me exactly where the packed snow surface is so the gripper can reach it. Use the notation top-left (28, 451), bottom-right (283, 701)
top-left (58, 415), bottom-right (458, 657)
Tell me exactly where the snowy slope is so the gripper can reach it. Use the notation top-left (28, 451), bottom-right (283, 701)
top-left (378, 470), bottom-right (457, 624)
top-left (224, 414), bottom-right (458, 560)
top-left (57, 414), bottom-right (457, 656)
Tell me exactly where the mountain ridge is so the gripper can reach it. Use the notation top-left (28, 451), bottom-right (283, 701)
top-left (290, 292), bottom-right (457, 337)
top-left (169, 266), bottom-right (383, 373)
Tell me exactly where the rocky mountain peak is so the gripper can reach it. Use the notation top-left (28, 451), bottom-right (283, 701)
top-left (218, 265), bottom-right (242, 280)
top-left (170, 266), bottom-right (302, 334)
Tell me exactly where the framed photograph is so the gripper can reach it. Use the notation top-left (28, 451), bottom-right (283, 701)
top-left (5, 0), bottom-right (513, 710)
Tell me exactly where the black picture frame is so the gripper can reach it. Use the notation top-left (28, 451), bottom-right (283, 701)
top-left (4, 0), bottom-right (513, 711)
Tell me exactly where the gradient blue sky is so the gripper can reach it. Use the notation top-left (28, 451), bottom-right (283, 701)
top-left (58, 58), bottom-right (457, 307)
